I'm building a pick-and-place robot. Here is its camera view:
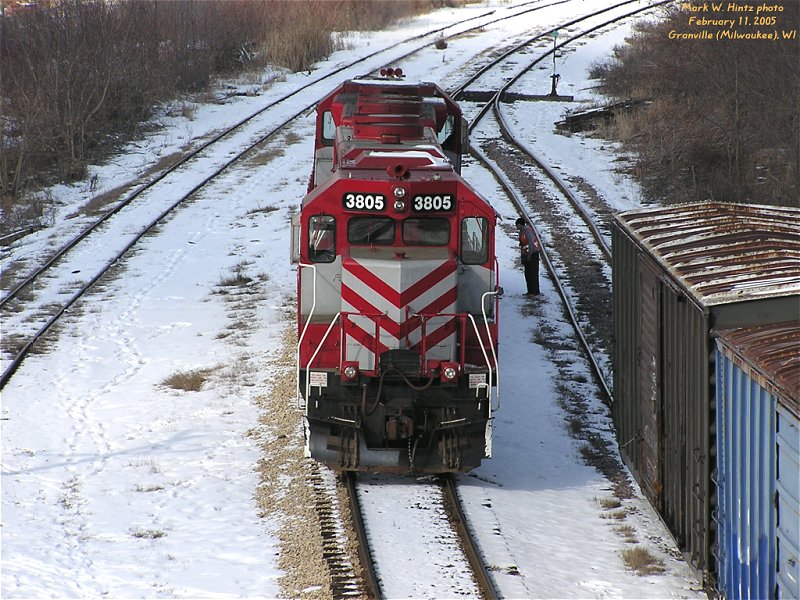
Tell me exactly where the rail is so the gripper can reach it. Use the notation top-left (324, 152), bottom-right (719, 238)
top-left (343, 472), bottom-right (381, 599)
top-left (441, 474), bottom-right (500, 600)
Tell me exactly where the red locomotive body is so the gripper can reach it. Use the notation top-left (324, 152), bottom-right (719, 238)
top-left (292, 73), bottom-right (500, 472)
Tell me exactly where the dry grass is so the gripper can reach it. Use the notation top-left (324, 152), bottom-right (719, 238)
top-left (598, 497), bottom-right (622, 510)
top-left (601, 509), bottom-right (628, 521)
top-left (65, 183), bottom-right (132, 219)
top-left (161, 367), bottom-right (216, 392)
top-left (216, 261), bottom-right (254, 288)
top-left (1, 332), bottom-right (29, 358)
top-left (130, 528), bottom-right (166, 539)
top-left (614, 524), bottom-right (638, 544)
top-left (127, 457), bottom-right (161, 474)
top-left (621, 546), bottom-right (666, 576)
top-left (246, 205), bottom-right (279, 216)
top-left (243, 145), bottom-right (286, 167)
top-left (283, 131), bottom-right (301, 145)
top-left (133, 483), bottom-right (165, 493)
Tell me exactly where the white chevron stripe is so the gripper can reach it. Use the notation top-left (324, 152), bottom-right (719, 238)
top-left (343, 261), bottom-right (456, 316)
top-left (342, 257), bottom-right (459, 365)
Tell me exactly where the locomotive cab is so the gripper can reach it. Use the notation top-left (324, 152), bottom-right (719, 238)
top-left (295, 76), bottom-right (499, 473)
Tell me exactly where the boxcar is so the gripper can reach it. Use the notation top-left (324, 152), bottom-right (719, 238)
top-left (715, 322), bottom-right (799, 600)
top-left (611, 201), bottom-right (800, 589)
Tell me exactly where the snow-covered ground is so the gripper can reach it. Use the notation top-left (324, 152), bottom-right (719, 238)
top-left (2, 2), bottom-right (705, 598)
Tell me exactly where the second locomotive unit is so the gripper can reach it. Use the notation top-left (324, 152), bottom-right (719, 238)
top-left (292, 69), bottom-right (500, 473)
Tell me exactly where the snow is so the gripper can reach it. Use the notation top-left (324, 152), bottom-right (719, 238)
top-left (358, 476), bottom-right (480, 598)
top-left (2, 2), bottom-right (704, 598)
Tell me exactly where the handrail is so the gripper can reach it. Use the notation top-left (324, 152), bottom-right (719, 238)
top-left (304, 312), bottom-right (342, 411)
top-left (296, 263), bottom-right (317, 409)
top-left (481, 290), bottom-right (500, 411)
top-left (299, 299), bottom-right (500, 410)
top-left (466, 314), bottom-right (493, 402)
top-left (466, 310), bottom-right (494, 459)
top-left (340, 311), bottom-right (384, 374)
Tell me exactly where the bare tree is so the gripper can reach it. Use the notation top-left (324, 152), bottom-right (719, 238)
top-left (595, 2), bottom-right (799, 205)
top-left (0, 0), bottom-right (453, 208)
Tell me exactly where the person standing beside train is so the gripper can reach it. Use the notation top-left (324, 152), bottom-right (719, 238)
top-left (515, 217), bottom-right (540, 296)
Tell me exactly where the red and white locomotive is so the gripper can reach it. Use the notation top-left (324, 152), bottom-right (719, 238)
top-left (292, 70), bottom-right (500, 473)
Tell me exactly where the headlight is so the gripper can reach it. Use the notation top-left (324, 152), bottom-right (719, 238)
top-left (393, 199), bottom-right (406, 212)
top-left (343, 365), bottom-right (358, 380)
top-left (443, 366), bottom-right (457, 381)
top-left (393, 186), bottom-right (406, 199)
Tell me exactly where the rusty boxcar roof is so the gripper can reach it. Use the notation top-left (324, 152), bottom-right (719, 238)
top-left (716, 321), bottom-right (799, 418)
top-left (614, 202), bottom-right (800, 306)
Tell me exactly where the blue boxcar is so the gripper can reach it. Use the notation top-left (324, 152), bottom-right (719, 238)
top-left (715, 322), bottom-right (799, 600)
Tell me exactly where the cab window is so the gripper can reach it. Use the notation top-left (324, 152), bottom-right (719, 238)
top-left (437, 114), bottom-right (455, 145)
top-left (322, 111), bottom-right (335, 145)
top-left (348, 217), bottom-right (395, 245)
top-left (460, 217), bottom-right (488, 264)
top-left (308, 215), bottom-right (336, 263)
top-left (403, 218), bottom-right (449, 246)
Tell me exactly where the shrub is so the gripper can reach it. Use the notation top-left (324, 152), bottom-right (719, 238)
top-left (595, 4), bottom-right (799, 206)
top-left (0, 0), bottom-right (453, 204)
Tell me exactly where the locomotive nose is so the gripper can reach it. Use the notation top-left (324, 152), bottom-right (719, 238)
top-left (342, 248), bottom-right (458, 370)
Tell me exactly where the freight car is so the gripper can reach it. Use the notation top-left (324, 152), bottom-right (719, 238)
top-left (612, 201), bottom-right (800, 590)
top-left (291, 70), bottom-right (500, 473)
top-left (715, 322), bottom-right (799, 600)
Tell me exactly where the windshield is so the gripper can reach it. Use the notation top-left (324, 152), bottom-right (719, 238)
top-left (402, 218), bottom-right (450, 246)
top-left (348, 217), bottom-right (395, 245)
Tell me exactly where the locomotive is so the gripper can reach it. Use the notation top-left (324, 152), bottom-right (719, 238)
top-left (291, 69), bottom-right (500, 473)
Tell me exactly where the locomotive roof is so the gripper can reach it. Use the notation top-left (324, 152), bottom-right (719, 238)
top-left (614, 201), bottom-right (800, 306)
top-left (330, 78), bottom-right (458, 111)
top-left (333, 80), bottom-right (456, 172)
top-left (349, 76), bottom-right (436, 87)
top-left (338, 142), bottom-right (452, 171)
top-left (346, 76), bottom-right (453, 93)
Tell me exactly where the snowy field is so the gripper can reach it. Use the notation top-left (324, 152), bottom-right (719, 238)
top-left (2, 1), bottom-right (705, 598)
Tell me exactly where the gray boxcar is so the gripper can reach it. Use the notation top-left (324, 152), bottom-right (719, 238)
top-left (611, 202), bottom-right (800, 588)
top-left (715, 322), bottom-right (799, 600)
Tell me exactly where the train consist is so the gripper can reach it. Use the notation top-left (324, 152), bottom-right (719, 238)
top-left (292, 70), bottom-right (500, 473)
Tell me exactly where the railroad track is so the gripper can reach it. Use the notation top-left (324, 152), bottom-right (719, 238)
top-left (0, 0), bottom-right (566, 306)
top-left (341, 472), bottom-right (498, 600)
top-left (457, 5), bottom-right (665, 520)
top-left (0, 0), bottom-right (652, 391)
top-left (310, 5), bottom-right (672, 595)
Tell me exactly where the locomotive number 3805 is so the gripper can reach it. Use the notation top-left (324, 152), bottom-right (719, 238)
top-left (412, 194), bottom-right (453, 212)
top-left (343, 192), bottom-right (386, 211)
top-left (341, 192), bottom-right (454, 212)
